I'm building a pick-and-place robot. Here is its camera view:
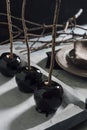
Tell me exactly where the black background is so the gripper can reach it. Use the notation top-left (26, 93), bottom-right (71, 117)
top-left (0, 0), bottom-right (87, 43)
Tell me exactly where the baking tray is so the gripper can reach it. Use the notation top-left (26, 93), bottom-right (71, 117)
top-left (0, 45), bottom-right (87, 130)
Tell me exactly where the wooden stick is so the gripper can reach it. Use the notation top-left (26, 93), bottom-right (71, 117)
top-left (22, 0), bottom-right (30, 70)
top-left (6, 0), bottom-right (13, 58)
top-left (48, 0), bottom-right (61, 86)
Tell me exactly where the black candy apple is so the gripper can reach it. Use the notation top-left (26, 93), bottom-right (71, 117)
top-left (0, 52), bottom-right (21, 77)
top-left (34, 80), bottom-right (63, 117)
top-left (0, 0), bottom-right (21, 77)
top-left (15, 1), bottom-right (42, 93)
top-left (34, 0), bottom-right (63, 116)
top-left (15, 66), bottom-right (42, 93)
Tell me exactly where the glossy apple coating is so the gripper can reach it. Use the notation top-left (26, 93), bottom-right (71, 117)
top-left (0, 52), bottom-right (21, 77)
top-left (15, 66), bottom-right (42, 93)
top-left (34, 80), bottom-right (63, 116)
